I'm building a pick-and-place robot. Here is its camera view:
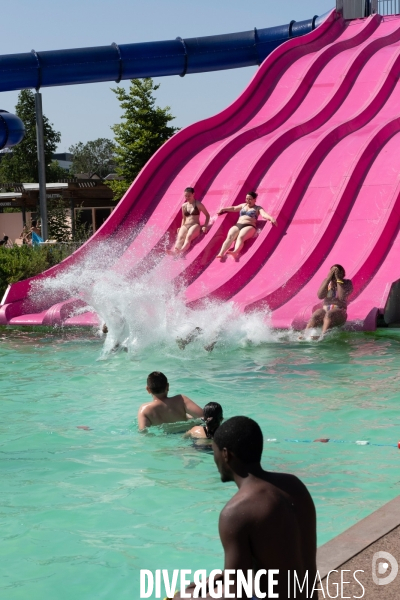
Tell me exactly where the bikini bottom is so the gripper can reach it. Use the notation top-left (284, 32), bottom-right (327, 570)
top-left (236, 223), bottom-right (256, 231)
top-left (324, 305), bottom-right (347, 313)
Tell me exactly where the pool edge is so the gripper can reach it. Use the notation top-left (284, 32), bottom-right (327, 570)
top-left (317, 495), bottom-right (400, 590)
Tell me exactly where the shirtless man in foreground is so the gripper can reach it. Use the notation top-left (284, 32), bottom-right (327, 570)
top-left (175, 416), bottom-right (317, 599)
top-left (137, 371), bottom-right (204, 431)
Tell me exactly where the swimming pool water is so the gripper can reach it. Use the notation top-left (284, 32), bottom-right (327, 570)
top-left (1, 328), bottom-right (400, 599)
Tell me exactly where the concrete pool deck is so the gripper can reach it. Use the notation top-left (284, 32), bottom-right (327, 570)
top-left (317, 495), bottom-right (400, 598)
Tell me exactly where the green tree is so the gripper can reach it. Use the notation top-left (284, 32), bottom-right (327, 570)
top-left (0, 90), bottom-right (63, 184)
top-left (47, 197), bottom-right (71, 242)
top-left (109, 78), bottom-right (179, 200)
top-left (69, 138), bottom-right (116, 178)
top-left (73, 206), bottom-right (93, 242)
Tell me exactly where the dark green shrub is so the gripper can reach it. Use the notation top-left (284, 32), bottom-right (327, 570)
top-left (0, 245), bottom-right (74, 300)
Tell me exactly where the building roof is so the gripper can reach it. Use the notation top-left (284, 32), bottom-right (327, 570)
top-left (0, 192), bottom-right (23, 198)
top-left (103, 173), bottom-right (123, 180)
top-left (53, 152), bottom-right (73, 161)
top-left (22, 183), bottom-right (69, 191)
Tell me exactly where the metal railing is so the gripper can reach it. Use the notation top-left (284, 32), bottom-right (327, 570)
top-left (338, 0), bottom-right (378, 18)
top-left (338, 0), bottom-right (400, 17)
top-left (378, 0), bottom-right (400, 14)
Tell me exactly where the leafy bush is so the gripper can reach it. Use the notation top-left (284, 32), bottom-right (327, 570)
top-left (47, 198), bottom-right (73, 242)
top-left (0, 245), bottom-right (74, 300)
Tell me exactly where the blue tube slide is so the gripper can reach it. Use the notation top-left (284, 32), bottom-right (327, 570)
top-left (0, 111), bottom-right (25, 148)
top-left (0, 16), bottom-right (323, 93)
top-left (0, 12), bottom-right (332, 148)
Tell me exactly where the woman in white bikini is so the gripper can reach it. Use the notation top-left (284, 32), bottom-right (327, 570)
top-left (216, 191), bottom-right (277, 259)
top-left (169, 187), bottom-right (210, 255)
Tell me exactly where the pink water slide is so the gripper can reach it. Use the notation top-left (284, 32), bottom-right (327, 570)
top-left (3, 9), bottom-right (400, 331)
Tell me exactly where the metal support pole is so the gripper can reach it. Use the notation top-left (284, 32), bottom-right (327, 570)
top-left (35, 92), bottom-right (48, 241)
top-left (70, 198), bottom-right (75, 240)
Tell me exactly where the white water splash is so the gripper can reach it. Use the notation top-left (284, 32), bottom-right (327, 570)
top-left (30, 237), bottom-right (302, 355)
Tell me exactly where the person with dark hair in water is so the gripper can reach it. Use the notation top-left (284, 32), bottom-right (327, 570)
top-left (304, 264), bottom-right (353, 339)
top-left (169, 187), bottom-right (210, 255)
top-left (175, 416), bottom-right (317, 599)
top-left (216, 192), bottom-right (277, 259)
top-left (184, 402), bottom-right (223, 441)
top-left (137, 371), bottom-right (204, 431)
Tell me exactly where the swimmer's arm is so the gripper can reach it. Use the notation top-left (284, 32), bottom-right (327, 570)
top-left (259, 207), bottom-right (277, 226)
top-left (174, 510), bottom-right (252, 599)
top-left (317, 267), bottom-right (336, 299)
top-left (317, 278), bottom-right (330, 300)
top-left (218, 508), bottom-right (253, 592)
top-left (198, 202), bottom-right (210, 228)
top-left (137, 407), bottom-right (152, 431)
top-left (217, 204), bottom-right (243, 215)
top-left (178, 206), bottom-right (186, 230)
top-left (337, 279), bottom-right (353, 301)
top-left (182, 395), bottom-right (204, 419)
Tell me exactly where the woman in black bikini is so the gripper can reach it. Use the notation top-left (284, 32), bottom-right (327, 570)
top-left (170, 187), bottom-right (210, 255)
top-left (216, 191), bottom-right (277, 259)
top-left (184, 402), bottom-right (223, 441)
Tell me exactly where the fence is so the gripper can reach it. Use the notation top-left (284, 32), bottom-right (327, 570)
top-left (378, 0), bottom-right (400, 14)
top-left (338, 0), bottom-right (400, 16)
top-left (337, 0), bottom-right (378, 18)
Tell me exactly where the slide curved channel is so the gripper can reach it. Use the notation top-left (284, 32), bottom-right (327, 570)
top-left (4, 10), bottom-right (400, 331)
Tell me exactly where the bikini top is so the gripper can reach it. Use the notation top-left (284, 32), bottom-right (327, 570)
top-left (183, 202), bottom-right (200, 217)
top-left (325, 281), bottom-right (348, 308)
top-left (239, 205), bottom-right (259, 219)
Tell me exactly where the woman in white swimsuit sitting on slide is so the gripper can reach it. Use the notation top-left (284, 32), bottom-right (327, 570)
top-left (216, 191), bottom-right (277, 259)
top-left (169, 187), bottom-right (210, 255)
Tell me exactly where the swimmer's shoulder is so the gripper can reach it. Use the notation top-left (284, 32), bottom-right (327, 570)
top-left (166, 393), bottom-right (186, 405)
top-left (185, 425), bottom-right (206, 439)
top-left (138, 400), bottom-right (157, 419)
top-left (267, 471), bottom-right (315, 510)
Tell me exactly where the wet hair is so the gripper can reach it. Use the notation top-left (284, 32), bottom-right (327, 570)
top-left (331, 264), bottom-right (345, 278)
top-left (3, 236), bottom-right (8, 241)
top-left (214, 416), bottom-right (263, 463)
top-left (202, 402), bottom-right (223, 439)
top-left (247, 191), bottom-right (258, 199)
top-left (147, 371), bottom-right (168, 394)
top-left (31, 220), bottom-right (37, 227)
top-left (184, 187), bottom-right (195, 194)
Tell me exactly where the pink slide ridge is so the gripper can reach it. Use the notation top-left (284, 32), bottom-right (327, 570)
top-left (2, 10), bottom-right (400, 331)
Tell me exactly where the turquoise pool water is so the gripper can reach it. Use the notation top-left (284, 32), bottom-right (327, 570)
top-left (1, 327), bottom-right (400, 599)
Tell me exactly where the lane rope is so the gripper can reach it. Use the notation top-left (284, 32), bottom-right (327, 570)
top-left (265, 438), bottom-right (399, 448)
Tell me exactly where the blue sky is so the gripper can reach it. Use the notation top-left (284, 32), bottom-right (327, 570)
top-left (2, 1), bottom-right (334, 151)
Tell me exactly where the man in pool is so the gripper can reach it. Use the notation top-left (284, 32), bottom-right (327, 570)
top-left (174, 416), bottom-right (317, 599)
top-left (137, 371), bottom-right (204, 431)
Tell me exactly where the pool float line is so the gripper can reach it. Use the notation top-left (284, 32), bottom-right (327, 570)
top-left (265, 438), bottom-right (399, 448)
